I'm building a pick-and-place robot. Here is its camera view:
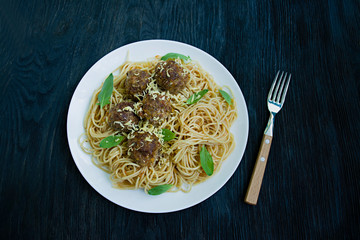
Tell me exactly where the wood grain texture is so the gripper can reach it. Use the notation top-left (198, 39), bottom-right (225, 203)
top-left (0, 0), bottom-right (359, 239)
top-left (245, 135), bottom-right (273, 205)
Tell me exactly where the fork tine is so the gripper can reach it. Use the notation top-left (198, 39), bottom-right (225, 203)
top-left (280, 73), bottom-right (291, 104)
top-left (272, 71), bottom-right (284, 101)
top-left (276, 72), bottom-right (287, 103)
top-left (268, 70), bottom-right (280, 100)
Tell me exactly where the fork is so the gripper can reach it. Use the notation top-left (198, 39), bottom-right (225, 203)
top-left (245, 71), bottom-right (291, 205)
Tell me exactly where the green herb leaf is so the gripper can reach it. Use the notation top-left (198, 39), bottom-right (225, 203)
top-left (219, 89), bottom-right (232, 105)
top-left (161, 53), bottom-right (191, 61)
top-left (148, 184), bottom-right (173, 195)
top-left (98, 73), bottom-right (114, 108)
top-left (186, 89), bottom-right (209, 105)
top-left (200, 146), bottom-right (214, 176)
top-left (99, 135), bottom-right (125, 148)
top-left (162, 129), bottom-right (176, 141)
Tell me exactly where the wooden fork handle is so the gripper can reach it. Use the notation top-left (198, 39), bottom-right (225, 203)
top-left (244, 134), bottom-right (273, 205)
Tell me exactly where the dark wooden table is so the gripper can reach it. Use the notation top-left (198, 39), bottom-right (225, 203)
top-left (1, 0), bottom-right (359, 239)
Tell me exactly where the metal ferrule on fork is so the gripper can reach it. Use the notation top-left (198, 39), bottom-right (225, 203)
top-left (264, 112), bottom-right (275, 137)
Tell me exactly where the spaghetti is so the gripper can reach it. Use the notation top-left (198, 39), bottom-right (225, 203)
top-left (80, 55), bottom-right (237, 193)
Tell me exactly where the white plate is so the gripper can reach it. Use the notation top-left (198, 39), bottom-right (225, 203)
top-left (67, 40), bottom-right (248, 213)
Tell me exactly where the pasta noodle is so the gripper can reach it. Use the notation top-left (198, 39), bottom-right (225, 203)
top-left (80, 56), bottom-right (237, 193)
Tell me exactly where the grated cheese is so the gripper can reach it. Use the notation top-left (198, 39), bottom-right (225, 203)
top-left (114, 121), bottom-right (124, 128)
top-left (124, 120), bottom-right (133, 126)
top-left (123, 106), bottom-right (135, 112)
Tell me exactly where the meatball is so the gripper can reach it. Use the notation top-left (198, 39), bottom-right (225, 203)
top-left (108, 102), bottom-right (139, 132)
top-left (138, 93), bottom-right (172, 126)
top-left (128, 132), bottom-right (161, 166)
top-left (124, 69), bottom-right (151, 97)
top-left (154, 60), bottom-right (190, 94)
